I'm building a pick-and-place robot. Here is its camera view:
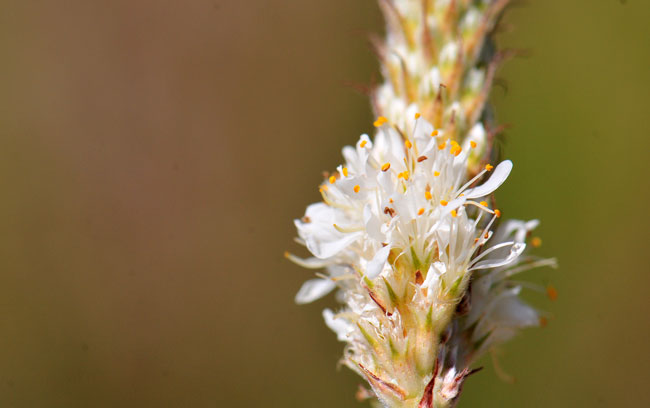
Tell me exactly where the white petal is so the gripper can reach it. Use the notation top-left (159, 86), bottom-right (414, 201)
top-left (470, 242), bottom-right (526, 270)
top-left (364, 205), bottom-right (384, 242)
top-left (377, 169), bottom-right (394, 194)
top-left (366, 245), bottom-right (391, 279)
top-left (306, 231), bottom-right (362, 259)
top-left (464, 160), bottom-right (513, 199)
top-left (427, 197), bottom-right (466, 234)
top-left (323, 308), bottom-right (354, 342)
top-left (493, 219), bottom-right (540, 244)
top-left (422, 262), bottom-right (445, 290)
top-left (295, 279), bottom-right (336, 304)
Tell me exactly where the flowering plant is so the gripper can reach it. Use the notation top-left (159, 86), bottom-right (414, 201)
top-left (288, 1), bottom-right (556, 406)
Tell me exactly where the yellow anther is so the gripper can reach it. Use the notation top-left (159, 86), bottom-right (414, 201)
top-left (434, 171), bottom-right (440, 177)
top-left (451, 210), bottom-right (457, 218)
top-left (381, 163), bottom-right (391, 172)
top-left (479, 201), bottom-right (488, 207)
top-left (360, 140), bottom-right (368, 148)
top-left (418, 208), bottom-right (425, 216)
top-left (398, 171), bottom-right (410, 180)
top-left (485, 164), bottom-right (494, 171)
top-left (405, 140), bottom-right (412, 149)
top-left (431, 130), bottom-right (439, 137)
top-left (415, 113), bottom-right (421, 119)
top-left (494, 209), bottom-right (501, 218)
top-left (329, 175), bottom-right (336, 184)
top-left (531, 237), bottom-right (542, 248)
top-left (373, 116), bottom-right (388, 127)
top-left (353, 185), bottom-right (360, 193)
top-left (438, 142), bottom-right (446, 150)
top-left (440, 200), bottom-right (448, 206)
top-left (470, 141), bottom-right (477, 148)
top-left (450, 145), bottom-right (462, 156)
top-left (342, 167), bottom-right (349, 177)
top-left (546, 285), bottom-right (558, 301)
top-left (425, 191), bottom-right (433, 200)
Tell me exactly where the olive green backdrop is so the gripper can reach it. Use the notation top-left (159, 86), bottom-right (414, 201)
top-left (0, 0), bottom-right (648, 407)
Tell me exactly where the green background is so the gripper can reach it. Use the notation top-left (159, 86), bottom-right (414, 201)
top-left (0, 0), bottom-right (648, 406)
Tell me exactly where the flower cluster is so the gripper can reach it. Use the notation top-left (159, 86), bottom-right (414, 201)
top-left (289, 116), bottom-right (553, 407)
top-left (289, 1), bottom-right (555, 407)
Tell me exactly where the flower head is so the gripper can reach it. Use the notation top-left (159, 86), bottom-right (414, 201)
top-left (289, 117), bottom-right (554, 407)
top-left (289, 1), bottom-right (556, 406)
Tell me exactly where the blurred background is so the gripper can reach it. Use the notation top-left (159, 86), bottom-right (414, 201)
top-left (0, 0), bottom-right (648, 407)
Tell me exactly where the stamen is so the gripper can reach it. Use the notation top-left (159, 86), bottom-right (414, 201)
top-left (485, 163), bottom-right (494, 171)
top-left (333, 223), bottom-right (363, 233)
top-left (342, 167), bottom-right (349, 177)
top-left (470, 141), bottom-right (477, 148)
top-left (415, 270), bottom-right (423, 285)
top-left (434, 171), bottom-right (440, 177)
top-left (360, 140), bottom-right (368, 148)
top-left (285, 252), bottom-right (330, 269)
top-left (450, 144), bottom-right (462, 156)
top-left (381, 163), bottom-right (391, 172)
top-left (329, 175), bottom-right (336, 184)
top-left (440, 200), bottom-right (448, 206)
top-left (373, 116), bottom-right (388, 127)
top-left (418, 208), bottom-right (425, 215)
top-left (456, 168), bottom-right (487, 196)
top-left (405, 140), bottom-right (412, 149)
top-left (431, 130), bottom-right (439, 137)
top-left (479, 201), bottom-right (488, 207)
top-left (494, 209), bottom-right (501, 218)
top-left (425, 191), bottom-right (433, 200)
top-left (417, 156), bottom-right (427, 162)
top-left (353, 185), bottom-right (360, 193)
top-left (531, 237), bottom-right (542, 247)
top-left (546, 285), bottom-right (558, 301)
top-left (397, 171), bottom-right (410, 180)
top-left (501, 258), bottom-right (558, 278)
top-left (438, 142), bottom-right (446, 150)
top-left (451, 210), bottom-right (457, 218)
top-left (415, 113), bottom-right (421, 119)
top-left (539, 317), bottom-right (548, 327)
